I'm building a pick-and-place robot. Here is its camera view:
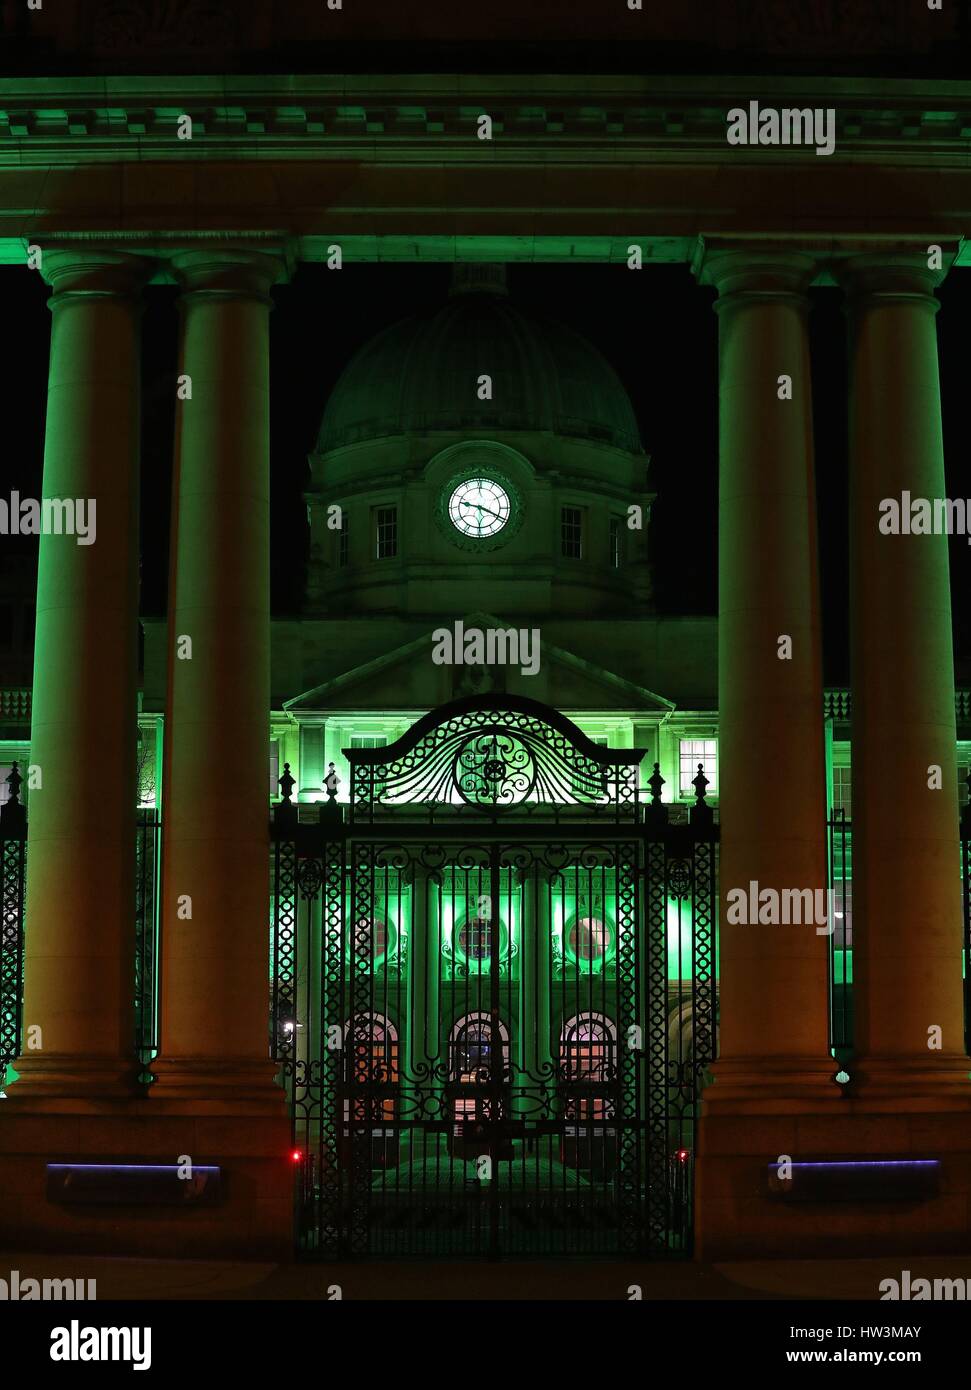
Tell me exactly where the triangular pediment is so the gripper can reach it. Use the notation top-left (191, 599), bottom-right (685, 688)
top-left (284, 613), bottom-right (675, 714)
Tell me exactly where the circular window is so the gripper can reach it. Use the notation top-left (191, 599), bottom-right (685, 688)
top-left (564, 915), bottom-right (613, 971)
top-left (458, 916), bottom-right (493, 961)
top-left (448, 477), bottom-right (511, 539)
top-left (352, 916), bottom-right (391, 963)
top-left (455, 914), bottom-right (507, 965)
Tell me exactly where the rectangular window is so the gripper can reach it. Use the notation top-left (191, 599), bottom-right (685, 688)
top-left (679, 738), bottom-right (717, 796)
top-left (351, 734), bottom-right (388, 796)
top-left (339, 516), bottom-right (349, 567)
top-left (269, 739), bottom-right (280, 801)
top-left (832, 764), bottom-right (852, 815)
top-left (609, 516), bottom-right (622, 570)
top-left (561, 506), bottom-right (583, 559)
top-left (375, 507), bottom-right (397, 560)
top-left (572, 734), bottom-right (608, 798)
top-left (0, 763), bottom-right (12, 806)
top-left (959, 762), bottom-right (970, 807)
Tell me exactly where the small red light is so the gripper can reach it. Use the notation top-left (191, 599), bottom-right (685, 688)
top-left (677, 1148), bottom-right (689, 1162)
top-left (291, 1149), bottom-right (303, 1163)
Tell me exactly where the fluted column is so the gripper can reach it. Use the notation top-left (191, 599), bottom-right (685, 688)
top-left (10, 249), bottom-right (152, 1101)
top-left (841, 252), bottom-right (969, 1100)
top-left (152, 247), bottom-right (287, 1107)
top-left (694, 245), bottom-right (835, 1106)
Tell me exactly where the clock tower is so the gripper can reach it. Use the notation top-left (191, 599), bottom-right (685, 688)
top-left (303, 264), bottom-right (655, 620)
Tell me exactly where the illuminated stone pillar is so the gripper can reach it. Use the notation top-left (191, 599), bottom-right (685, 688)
top-left (11, 249), bottom-right (151, 1100)
top-left (517, 870), bottom-right (552, 1116)
top-left (841, 252), bottom-right (969, 1100)
top-left (406, 874), bottom-right (442, 1128)
top-left (152, 248), bottom-right (287, 1107)
top-left (694, 245), bottom-right (835, 1106)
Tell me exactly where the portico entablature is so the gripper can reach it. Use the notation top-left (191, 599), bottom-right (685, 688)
top-left (4, 75), bottom-right (971, 264)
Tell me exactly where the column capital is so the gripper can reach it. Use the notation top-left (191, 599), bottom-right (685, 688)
top-left (692, 241), bottom-right (817, 304)
top-left (836, 249), bottom-right (953, 308)
top-left (170, 245), bottom-right (290, 303)
top-left (39, 246), bottom-right (155, 299)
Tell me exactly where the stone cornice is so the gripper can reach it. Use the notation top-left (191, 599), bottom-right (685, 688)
top-left (4, 74), bottom-right (971, 166)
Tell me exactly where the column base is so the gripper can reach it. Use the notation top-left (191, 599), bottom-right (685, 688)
top-left (700, 1054), bottom-right (844, 1110)
top-left (695, 1104), bottom-right (971, 1260)
top-left (4, 1055), bottom-right (143, 1103)
top-left (148, 1056), bottom-right (288, 1114)
top-left (845, 1053), bottom-right (971, 1107)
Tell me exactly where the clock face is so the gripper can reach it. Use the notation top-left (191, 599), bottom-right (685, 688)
top-left (447, 477), bottom-right (511, 539)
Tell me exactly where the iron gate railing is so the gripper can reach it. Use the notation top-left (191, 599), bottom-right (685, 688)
top-left (0, 773), bottom-right (161, 1085)
top-left (135, 806), bottom-right (162, 1074)
top-left (272, 694), bottom-right (718, 1259)
top-left (828, 783), bottom-right (971, 1060)
top-left (0, 764), bottom-right (26, 1087)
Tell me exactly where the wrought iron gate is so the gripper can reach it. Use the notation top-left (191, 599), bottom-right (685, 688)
top-left (0, 765), bottom-right (26, 1086)
top-left (0, 772), bottom-right (161, 1086)
top-left (272, 695), bottom-right (718, 1258)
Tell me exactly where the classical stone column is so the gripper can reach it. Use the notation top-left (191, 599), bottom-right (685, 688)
top-left (517, 870), bottom-right (552, 1117)
top-left (10, 249), bottom-right (151, 1100)
top-left (841, 252), bottom-right (969, 1100)
top-left (152, 248), bottom-right (287, 1108)
top-left (405, 873), bottom-right (442, 1127)
top-left (694, 245), bottom-right (836, 1106)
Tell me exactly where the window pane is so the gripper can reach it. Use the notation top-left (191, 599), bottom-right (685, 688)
top-left (679, 737), bottom-right (717, 794)
top-left (561, 506), bottom-right (583, 559)
top-left (376, 507), bottom-right (397, 559)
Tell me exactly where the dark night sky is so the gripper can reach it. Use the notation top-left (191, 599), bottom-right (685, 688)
top-left (3, 261), bottom-right (970, 686)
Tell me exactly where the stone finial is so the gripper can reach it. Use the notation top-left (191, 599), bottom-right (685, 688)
top-left (278, 762), bottom-right (295, 803)
top-left (692, 762), bottom-right (710, 803)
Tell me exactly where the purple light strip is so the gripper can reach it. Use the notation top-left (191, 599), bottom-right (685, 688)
top-left (769, 1160), bottom-right (939, 1170)
top-left (48, 1164), bottom-right (220, 1174)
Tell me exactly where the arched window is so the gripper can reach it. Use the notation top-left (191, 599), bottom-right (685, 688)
top-left (449, 1011), bottom-right (510, 1082)
top-left (343, 1012), bottom-right (399, 1123)
top-left (559, 1012), bottom-right (616, 1120)
top-left (448, 1012), bottom-right (511, 1152)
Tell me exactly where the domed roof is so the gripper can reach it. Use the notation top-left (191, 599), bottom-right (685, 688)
top-left (316, 266), bottom-right (642, 455)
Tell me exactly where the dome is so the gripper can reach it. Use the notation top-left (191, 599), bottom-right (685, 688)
top-left (316, 266), bottom-right (642, 455)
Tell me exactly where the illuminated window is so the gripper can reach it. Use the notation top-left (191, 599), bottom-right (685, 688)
top-left (457, 916), bottom-right (492, 961)
top-left (449, 1012), bottom-right (511, 1140)
top-left (560, 1013), bottom-right (616, 1120)
top-left (561, 505), bottom-right (583, 559)
top-left (344, 1012), bottom-right (398, 1124)
top-left (571, 734), bottom-right (608, 798)
top-left (350, 735), bottom-right (387, 752)
top-left (832, 764), bottom-right (852, 814)
top-left (567, 916), bottom-right (610, 963)
top-left (679, 738), bottom-right (717, 795)
top-left (375, 506), bottom-right (398, 560)
top-left (350, 734), bottom-right (388, 796)
top-left (351, 915), bottom-right (389, 964)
